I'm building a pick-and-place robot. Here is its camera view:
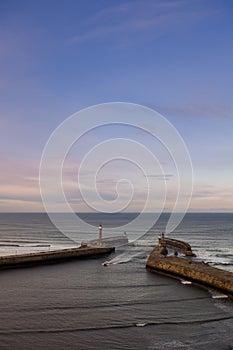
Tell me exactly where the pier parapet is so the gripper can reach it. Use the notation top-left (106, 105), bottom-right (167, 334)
top-left (158, 233), bottom-right (196, 257)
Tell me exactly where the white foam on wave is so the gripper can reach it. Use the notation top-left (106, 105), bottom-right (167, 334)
top-left (107, 250), bottom-right (145, 265)
top-left (135, 322), bottom-right (147, 327)
top-left (150, 340), bottom-right (191, 349)
top-left (212, 295), bottom-right (228, 299)
top-left (209, 289), bottom-right (229, 299)
top-left (181, 280), bottom-right (192, 285)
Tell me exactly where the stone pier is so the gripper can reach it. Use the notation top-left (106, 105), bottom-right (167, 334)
top-left (0, 246), bottom-right (115, 269)
top-left (147, 235), bottom-right (233, 296)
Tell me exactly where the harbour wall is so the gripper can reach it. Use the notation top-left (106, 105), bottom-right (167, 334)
top-left (0, 246), bottom-right (115, 268)
top-left (146, 246), bottom-right (233, 295)
top-left (158, 235), bottom-right (195, 256)
top-left (163, 237), bottom-right (195, 256)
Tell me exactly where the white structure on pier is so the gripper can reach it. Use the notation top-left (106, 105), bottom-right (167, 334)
top-left (98, 224), bottom-right (103, 246)
top-left (158, 232), bottom-right (165, 247)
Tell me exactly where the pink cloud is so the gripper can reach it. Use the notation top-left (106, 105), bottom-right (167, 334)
top-left (0, 157), bottom-right (41, 208)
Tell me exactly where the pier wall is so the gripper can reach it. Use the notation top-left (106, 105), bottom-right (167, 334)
top-left (147, 247), bottom-right (233, 295)
top-left (163, 237), bottom-right (195, 256)
top-left (158, 236), bottom-right (195, 256)
top-left (0, 246), bottom-right (115, 268)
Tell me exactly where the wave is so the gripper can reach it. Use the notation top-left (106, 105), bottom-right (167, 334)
top-left (1, 295), bottom-right (211, 316)
top-left (212, 262), bottom-right (233, 267)
top-left (107, 249), bottom-right (147, 264)
top-left (216, 254), bottom-right (233, 259)
top-left (0, 316), bottom-right (232, 335)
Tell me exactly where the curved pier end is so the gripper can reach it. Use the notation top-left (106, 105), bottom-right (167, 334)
top-left (147, 240), bottom-right (233, 296)
top-left (158, 234), bottom-right (196, 257)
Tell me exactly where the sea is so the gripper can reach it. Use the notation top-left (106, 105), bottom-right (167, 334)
top-left (0, 212), bottom-right (232, 350)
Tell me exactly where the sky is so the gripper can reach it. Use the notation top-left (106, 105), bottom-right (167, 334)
top-left (0, 0), bottom-right (233, 213)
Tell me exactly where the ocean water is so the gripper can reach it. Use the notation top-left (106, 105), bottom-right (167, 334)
top-left (0, 213), bottom-right (233, 349)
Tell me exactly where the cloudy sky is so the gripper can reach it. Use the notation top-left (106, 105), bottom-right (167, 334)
top-left (1, 0), bottom-right (233, 212)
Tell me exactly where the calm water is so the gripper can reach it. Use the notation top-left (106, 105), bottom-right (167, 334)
top-left (0, 213), bottom-right (233, 349)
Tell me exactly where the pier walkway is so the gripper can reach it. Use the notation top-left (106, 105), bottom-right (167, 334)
top-left (0, 246), bottom-right (115, 269)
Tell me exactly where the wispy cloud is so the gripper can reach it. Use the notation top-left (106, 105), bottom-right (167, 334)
top-left (145, 174), bottom-right (173, 181)
top-left (157, 101), bottom-right (233, 120)
top-left (69, 0), bottom-right (215, 45)
top-left (189, 183), bottom-right (233, 211)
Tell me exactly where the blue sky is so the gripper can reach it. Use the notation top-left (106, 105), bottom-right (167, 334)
top-left (0, 0), bottom-right (233, 212)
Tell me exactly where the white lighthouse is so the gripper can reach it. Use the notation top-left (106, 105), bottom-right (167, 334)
top-left (98, 224), bottom-right (103, 246)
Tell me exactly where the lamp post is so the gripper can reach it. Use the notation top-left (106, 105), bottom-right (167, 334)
top-left (98, 224), bottom-right (102, 246)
